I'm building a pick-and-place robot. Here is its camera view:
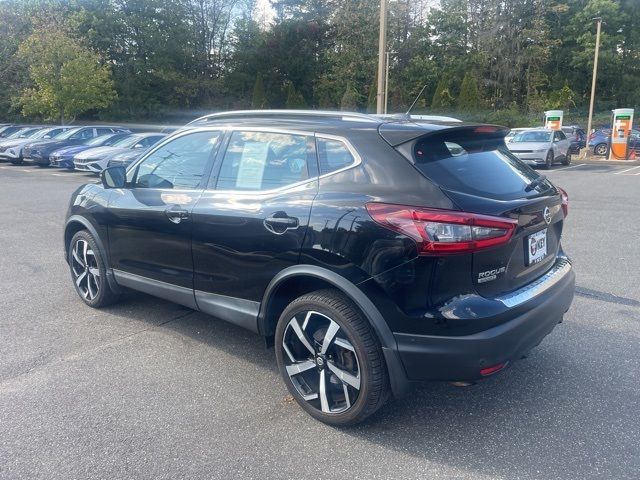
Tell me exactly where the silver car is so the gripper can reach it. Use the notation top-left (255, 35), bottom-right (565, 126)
top-left (506, 129), bottom-right (571, 168)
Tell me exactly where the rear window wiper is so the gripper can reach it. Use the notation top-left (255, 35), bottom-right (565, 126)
top-left (525, 175), bottom-right (547, 192)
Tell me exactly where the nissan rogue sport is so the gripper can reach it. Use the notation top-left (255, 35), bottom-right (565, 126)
top-left (64, 110), bottom-right (575, 426)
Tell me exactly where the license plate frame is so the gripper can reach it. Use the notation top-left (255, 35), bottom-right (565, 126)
top-left (527, 229), bottom-right (548, 265)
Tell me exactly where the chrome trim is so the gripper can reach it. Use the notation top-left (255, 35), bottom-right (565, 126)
top-left (186, 109), bottom-right (378, 126)
top-left (497, 258), bottom-right (572, 308)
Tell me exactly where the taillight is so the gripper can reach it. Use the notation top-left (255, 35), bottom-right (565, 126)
top-left (558, 187), bottom-right (569, 217)
top-left (366, 203), bottom-right (518, 255)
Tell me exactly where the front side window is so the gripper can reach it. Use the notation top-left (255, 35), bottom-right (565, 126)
top-left (132, 131), bottom-right (221, 189)
top-left (216, 131), bottom-right (309, 191)
top-left (316, 137), bottom-right (355, 175)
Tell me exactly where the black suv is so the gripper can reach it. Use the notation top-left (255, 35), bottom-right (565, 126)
top-left (64, 111), bottom-right (575, 425)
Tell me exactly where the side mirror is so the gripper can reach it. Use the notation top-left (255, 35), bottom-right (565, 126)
top-left (101, 166), bottom-right (127, 189)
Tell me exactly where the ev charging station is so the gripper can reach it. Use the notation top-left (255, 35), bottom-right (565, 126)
top-left (544, 110), bottom-right (564, 130)
top-left (608, 108), bottom-right (634, 161)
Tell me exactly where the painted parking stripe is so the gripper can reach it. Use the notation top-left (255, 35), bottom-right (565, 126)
top-left (552, 163), bottom-right (586, 171)
top-left (613, 165), bottom-right (640, 175)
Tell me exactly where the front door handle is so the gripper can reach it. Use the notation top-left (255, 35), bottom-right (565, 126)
top-left (264, 212), bottom-right (299, 234)
top-left (165, 205), bottom-right (189, 224)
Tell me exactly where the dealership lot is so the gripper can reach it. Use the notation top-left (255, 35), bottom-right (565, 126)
top-left (0, 164), bottom-right (638, 479)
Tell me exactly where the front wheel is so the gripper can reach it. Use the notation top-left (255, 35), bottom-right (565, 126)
top-left (561, 151), bottom-right (572, 165)
top-left (68, 230), bottom-right (120, 308)
top-left (275, 289), bottom-right (389, 426)
top-left (544, 150), bottom-right (554, 169)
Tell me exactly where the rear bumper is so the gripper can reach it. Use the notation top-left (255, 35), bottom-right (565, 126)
top-left (394, 258), bottom-right (575, 382)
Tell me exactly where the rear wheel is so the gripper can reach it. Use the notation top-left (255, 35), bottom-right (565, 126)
top-left (68, 230), bottom-right (120, 308)
top-left (544, 150), bottom-right (554, 169)
top-left (594, 143), bottom-right (608, 156)
top-left (275, 289), bottom-right (388, 426)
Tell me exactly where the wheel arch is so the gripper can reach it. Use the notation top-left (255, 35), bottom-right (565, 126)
top-left (64, 215), bottom-right (121, 294)
top-left (258, 265), bottom-right (410, 397)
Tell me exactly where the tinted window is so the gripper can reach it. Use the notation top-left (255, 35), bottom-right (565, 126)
top-left (96, 128), bottom-right (114, 136)
top-left (317, 137), bottom-right (355, 175)
top-left (412, 131), bottom-right (548, 200)
top-left (132, 131), bottom-right (221, 189)
top-left (216, 131), bottom-right (309, 191)
top-left (69, 128), bottom-right (94, 140)
top-left (512, 131), bottom-right (552, 143)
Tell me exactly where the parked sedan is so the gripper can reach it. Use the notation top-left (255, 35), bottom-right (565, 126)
top-left (588, 129), bottom-right (640, 156)
top-left (106, 149), bottom-right (147, 169)
top-left (23, 126), bottom-right (130, 166)
top-left (73, 133), bottom-right (166, 173)
top-left (506, 129), bottom-right (571, 168)
top-left (0, 125), bottom-right (30, 138)
top-left (0, 126), bottom-right (73, 164)
top-left (50, 133), bottom-right (131, 169)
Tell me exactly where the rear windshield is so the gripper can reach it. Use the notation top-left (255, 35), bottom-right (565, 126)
top-left (410, 130), bottom-right (550, 200)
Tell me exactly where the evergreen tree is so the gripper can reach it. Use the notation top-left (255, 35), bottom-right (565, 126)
top-left (431, 77), bottom-right (453, 110)
top-left (457, 71), bottom-right (481, 112)
top-left (285, 82), bottom-right (306, 108)
top-left (252, 73), bottom-right (266, 109)
top-left (340, 83), bottom-right (359, 111)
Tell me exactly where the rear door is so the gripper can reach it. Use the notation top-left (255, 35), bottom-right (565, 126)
top-left (406, 127), bottom-right (566, 297)
top-left (191, 129), bottom-right (317, 330)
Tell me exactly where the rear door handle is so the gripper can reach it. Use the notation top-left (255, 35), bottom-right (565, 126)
top-left (264, 212), bottom-right (299, 234)
top-left (165, 205), bottom-right (189, 224)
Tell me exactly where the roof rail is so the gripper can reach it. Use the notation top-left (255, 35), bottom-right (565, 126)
top-left (185, 110), bottom-right (378, 126)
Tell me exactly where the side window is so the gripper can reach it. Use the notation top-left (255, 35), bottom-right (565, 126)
top-left (96, 128), bottom-right (113, 136)
top-left (215, 131), bottom-right (309, 191)
top-left (70, 128), bottom-right (94, 140)
top-left (131, 131), bottom-right (221, 189)
top-left (316, 137), bottom-right (355, 175)
top-left (555, 131), bottom-right (566, 141)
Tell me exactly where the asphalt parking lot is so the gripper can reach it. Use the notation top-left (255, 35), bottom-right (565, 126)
top-left (1, 163), bottom-right (638, 480)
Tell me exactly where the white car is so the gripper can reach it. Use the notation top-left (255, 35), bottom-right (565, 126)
top-left (0, 126), bottom-right (71, 164)
top-left (73, 133), bottom-right (166, 173)
top-left (506, 129), bottom-right (572, 168)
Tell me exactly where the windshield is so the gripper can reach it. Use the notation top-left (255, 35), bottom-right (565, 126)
top-left (85, 134), bottom-right (115, 146)
top-left (56, 127), bottom-right (82, 140)
top-left (31, 128), bottom-right (57, 139)
top-left (7, 128), bottom-right (30, 139)
top-left (111, 135), bottom-right (141, 148)
top-left (511, 131), bottom-right (552, 143)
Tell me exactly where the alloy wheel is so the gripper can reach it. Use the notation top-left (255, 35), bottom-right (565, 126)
top-left (70, 239), bottom-right (101, 300)
top-left (282, 310), bottom-right (361, 414)
top-left (594, 144), bottom-right (607, 156)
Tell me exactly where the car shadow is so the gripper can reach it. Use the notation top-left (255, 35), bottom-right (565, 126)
top-left (100, 292), bottom-right (636, 479)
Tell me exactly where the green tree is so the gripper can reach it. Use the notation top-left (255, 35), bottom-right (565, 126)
top-left (431, 77), bottom-right (453, 109)
top-left (15, 28), bottom-right (116, 124)
top-left (285, 82), bottom-right (306, 108)
top-left (340, 83), bottom-right (359, 111)
top-left (252, 72), bottom-right (267, 108)
top-left (457, 71), bottom-right (481, 112)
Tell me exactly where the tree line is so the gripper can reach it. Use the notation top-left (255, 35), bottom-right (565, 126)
top-left (0, 0), bottom-right (638, 126)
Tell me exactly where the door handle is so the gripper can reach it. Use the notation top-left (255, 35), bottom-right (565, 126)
top-left (264, 212), bottom-right (299, 234)
top-left (165, 205), bottom-right (189, 224)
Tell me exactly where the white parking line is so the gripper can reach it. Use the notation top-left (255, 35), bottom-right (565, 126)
top-left (613, 165), bottom-right (640, 175)
top-left (551, 163), bottom-right (586, 171)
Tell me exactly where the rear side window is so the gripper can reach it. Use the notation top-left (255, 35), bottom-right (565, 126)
top-left (411, 131), bottom-right (546, 200)
top-left (316, 137), bottom-right (355, 175)
top-left (216, 131), bottom-right (309, 191)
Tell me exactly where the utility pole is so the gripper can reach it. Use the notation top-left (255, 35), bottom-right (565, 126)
top-left (585, 17), bottom-right (602, 158)
top-left (384, 51), bottom-right (397, 115)
top-left (376, 0), bottom-right (387, 114)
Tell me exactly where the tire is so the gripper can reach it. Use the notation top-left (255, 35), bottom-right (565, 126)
top-left (561, 151), bottom-right (572, 165)
top-left (10, 159), bottom-right (23, 165)
top-left (594, 143), bottom-right (608, 156)
top-left (544, 150), bottom-right (554, 169)
top-left (68, 230), bottom-right (120, 308)
top-left (275, 289), bottom-right (389, 426)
